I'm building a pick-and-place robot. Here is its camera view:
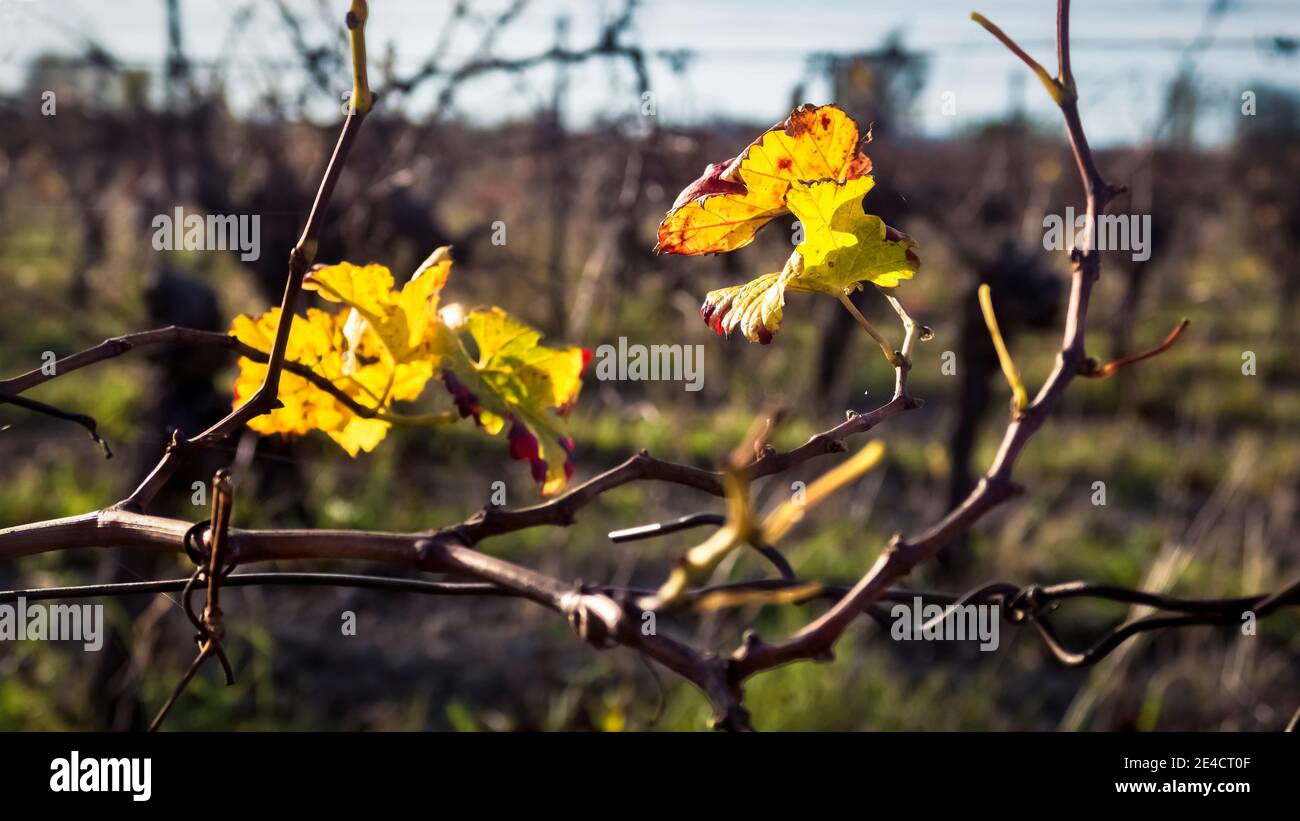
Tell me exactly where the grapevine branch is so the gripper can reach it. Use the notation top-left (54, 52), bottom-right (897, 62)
top-left (0, 389), bottom-right (113, 458)
top-left (3, 573), bottom-right (1294, 673)
top-left (0, 327), bottom-right (443, 426)
top-left (0, 0), bottom-right (1288, 730)
top-left (116, 0), bottom-right (376, 513)
top-left (1080, 318), bottom-right (1190, 379)
top-left (147, 469), bottom-right (237, 731)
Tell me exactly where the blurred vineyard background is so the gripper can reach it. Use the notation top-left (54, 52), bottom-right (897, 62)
top-left (1, 0), bottom-right (1298, 731)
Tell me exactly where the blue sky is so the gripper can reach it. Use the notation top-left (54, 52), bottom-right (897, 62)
top-left (1, 0), bottom-right (1297, 144)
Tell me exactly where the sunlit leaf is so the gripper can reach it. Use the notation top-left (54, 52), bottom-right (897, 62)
top-left (304, 249), bottom-right (452, 364)
top-left (232, 250), bottom-right (587, 492)
top-left (438, 307), bottom-right (590, 495)
top-left (656, 104), bottom-right (872, 255)
top-left (232, 305), bottom-right (435, 456)
top-left (698, 178), bottom-right (918, 344)
top-left (787, 176), bottom-right (918, 291)
top-left (700, 255), bottom-right (802, 344)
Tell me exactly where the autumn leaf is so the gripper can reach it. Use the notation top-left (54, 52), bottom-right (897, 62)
top-left (657, 102), bottom-right (921, 347)
top-left (656, 104), bottom-right (872, 255)
top-left (231, 305), bottom-right (433, 456)
top-left (231, 249), bottom-right (587, 493)
top-left (248, 251), bottom-right (451, 457)
top-left (304, 249), bottom-right (451, 363)
top-left (700, 177), bottom-right (918, 344)
top-left (787, 176), bottom-right (918, 291)
top-left (701, 256), bottom-right (802, 344)
top-left (437, 307), bottom-right (590, 496)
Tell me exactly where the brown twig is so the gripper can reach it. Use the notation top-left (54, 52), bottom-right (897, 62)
top-left (148, 470), bottom-right (237, 731)
top-left (382, 0), bottom-right (653, 110)
top-left (0, 390), bottom-right (112, 458)
top-left (2, 326), bottom-right (429, 423)
top-left (1080, 318), bottom-right (1189, 378)
top-left (117, 1), bottom-right (375, 513)
top-left (4, 509), bottom-right (1295, 725)
top-left (0, 504), bottom-right (748, 726)
top-left (2, 318), bottom-right (915, 542)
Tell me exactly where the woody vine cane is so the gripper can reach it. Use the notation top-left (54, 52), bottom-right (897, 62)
top-left (147, 470), bottom-right (236, 731)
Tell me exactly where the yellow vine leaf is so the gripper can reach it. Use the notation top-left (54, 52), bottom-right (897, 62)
top-left (701, 178), bottom-right (918, 343)
top-left (304, 252), bottom-right (451, 363)
top-left (437, 307), bottom-right (590, 496)
top-left (701, 255), bottom-right (804, 344)
top-left (656, 104), bottom-right (872, 255)
top-left (787, 177), bottom-right (918, 290)
top-left (231, 305), bottom-right (433, 456)
top-left (230, 250), bottom-right (588, 494)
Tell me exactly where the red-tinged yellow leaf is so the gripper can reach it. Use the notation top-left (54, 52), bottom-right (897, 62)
top-left (327, 414), bottom-right (392, 456)
top-left (700, 255), bottom-right (803, 344)
top-left (469, 308), bottom-right (586, 413)
top-left (656, 104), bottom-right (872, 255)
top-left (438, 307), bottom-right (589, 495)
top-left (304, 262), bottom-right (394, 319)
top-left (233, 308), bottom-right (343, 436)
top-left (697, 177), bottom-right (919, 345)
